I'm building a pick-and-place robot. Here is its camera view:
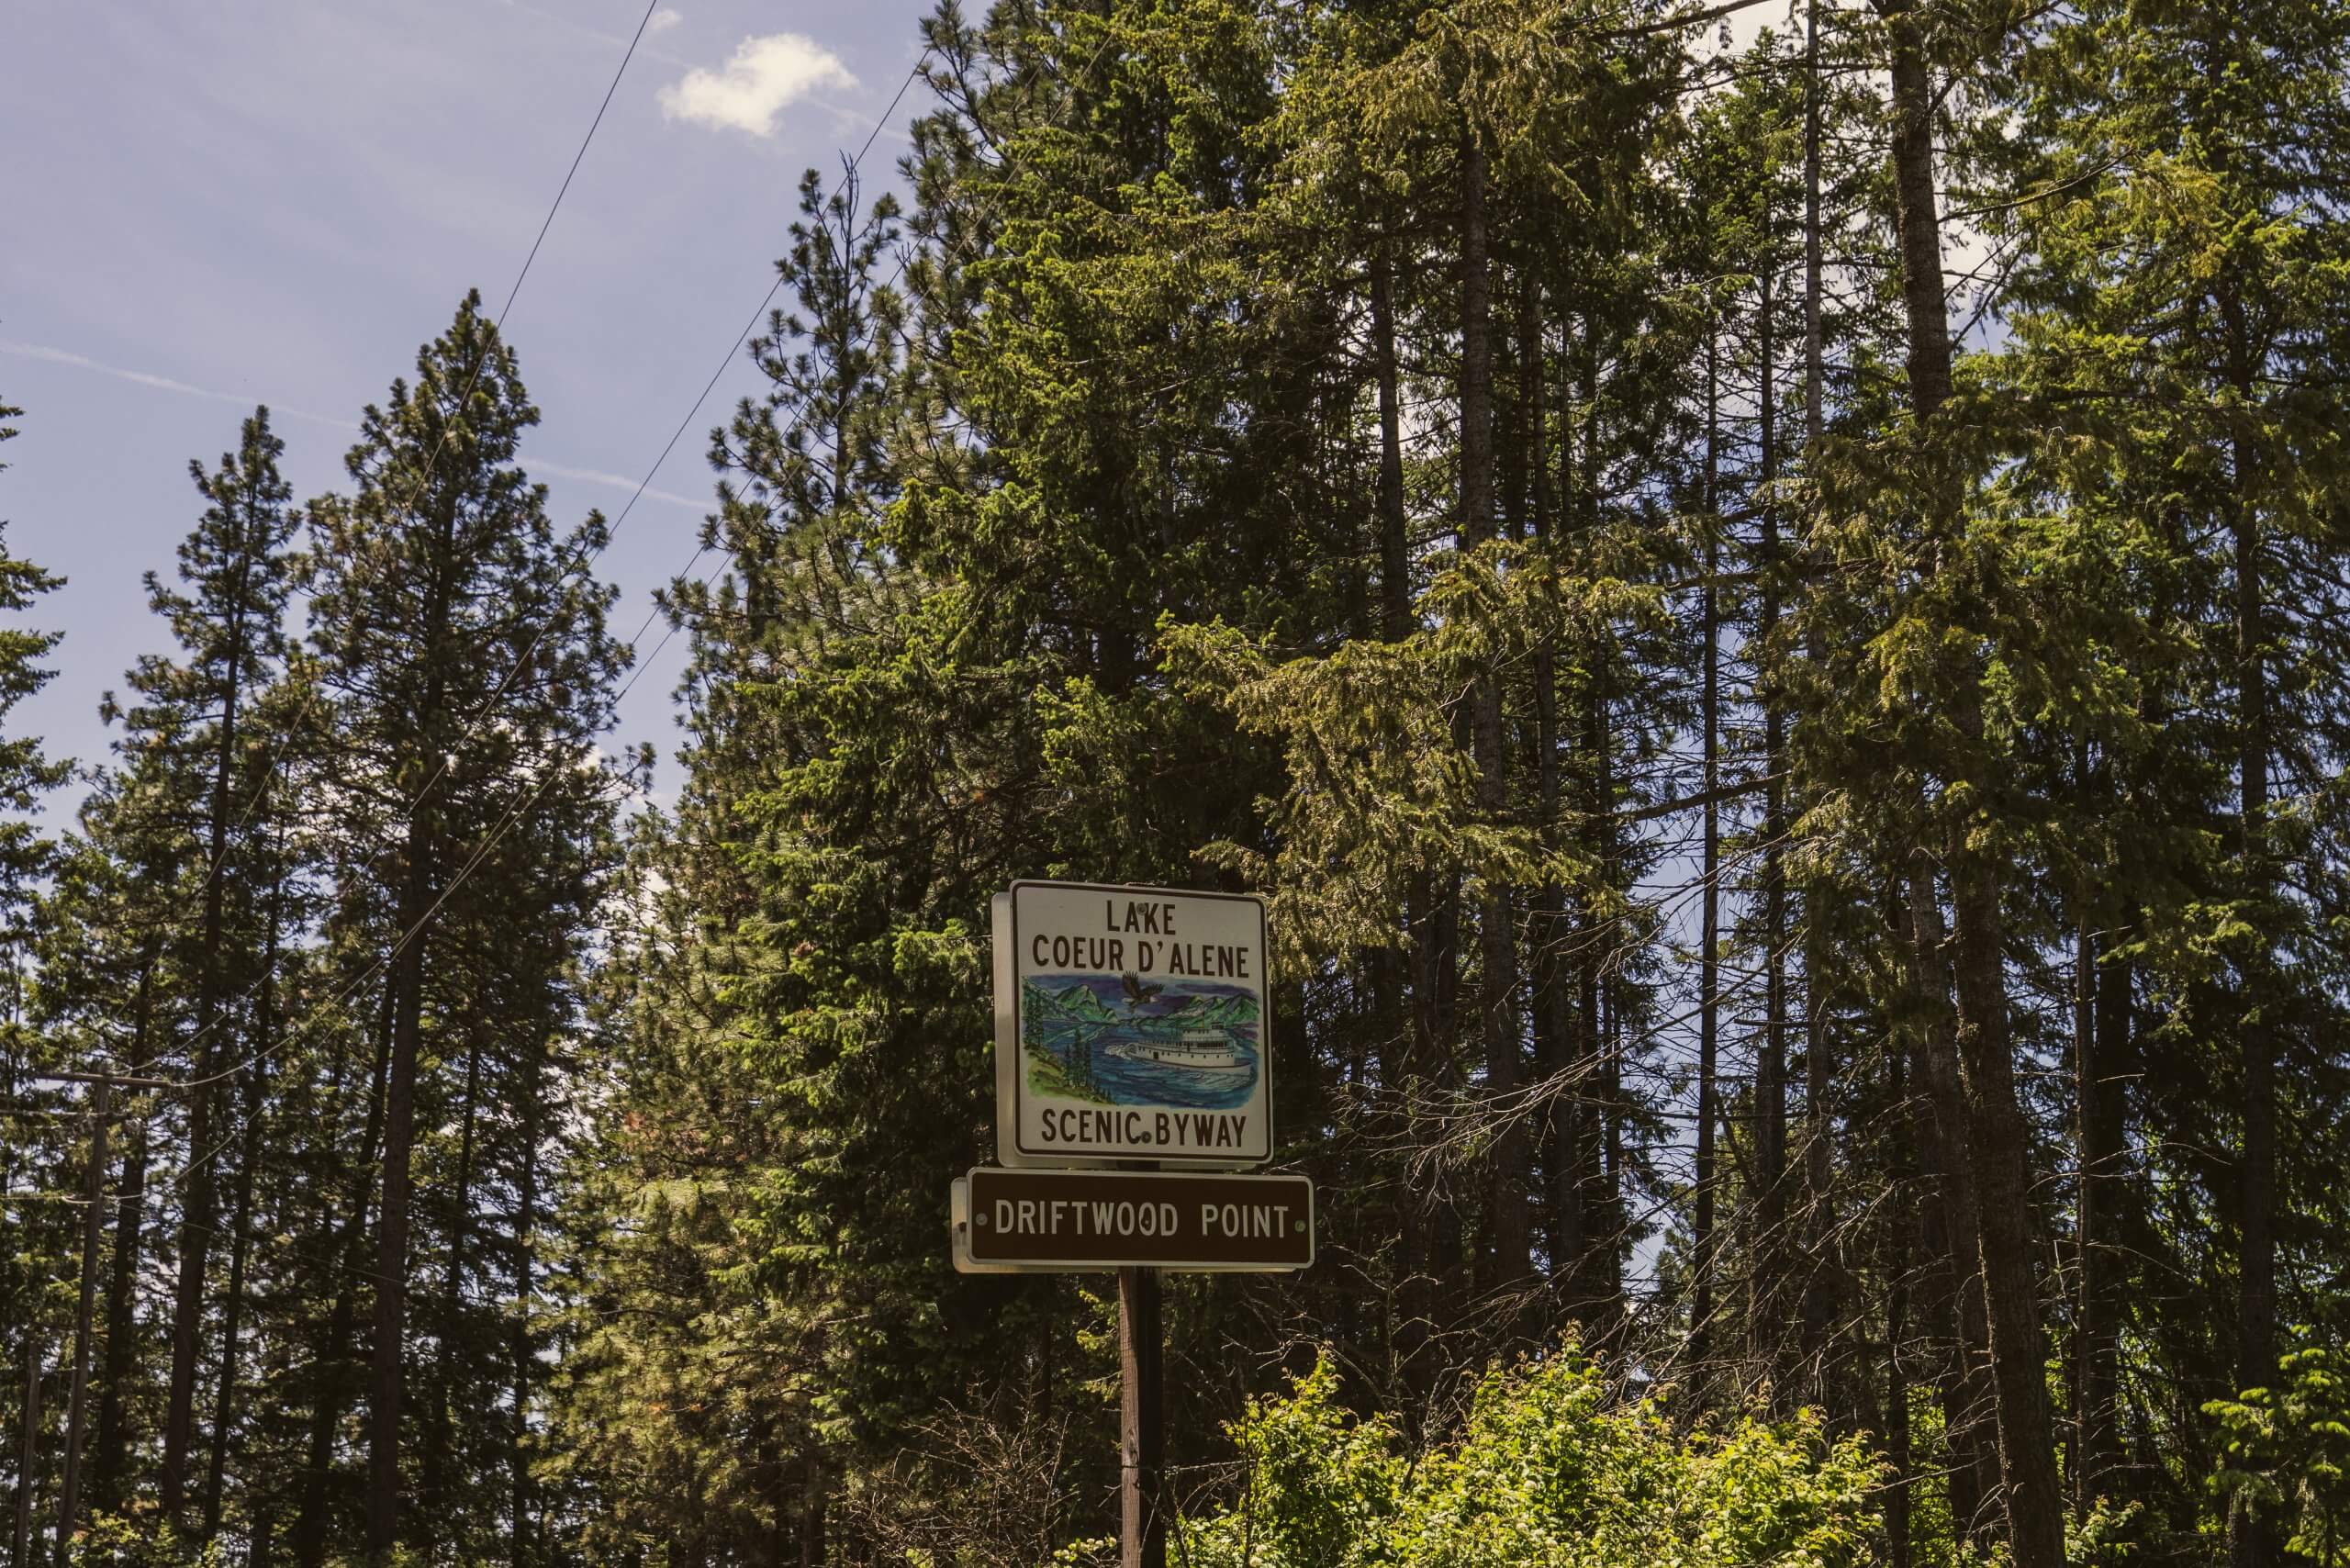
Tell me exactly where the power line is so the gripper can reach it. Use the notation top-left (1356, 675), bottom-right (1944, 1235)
top-left (622, 28), bottom-right (1125, 708)
top-left (388, 42), bottom-right (937, 829)
top-left (64, 47), bottom-right (948, 1233)
top-left (277, 40), bottom-right (1220, 1211)
top-left (108, 28), bottom-right (1143, 1186)
top-left (90, 45), bottom-right (944, 1139)
top-left (114, 0), bottom-right (677, 1091)
top-left (119, 0), bottom-right (666, 1079)
top-left (79, 0), bottom-right (1759, 1114)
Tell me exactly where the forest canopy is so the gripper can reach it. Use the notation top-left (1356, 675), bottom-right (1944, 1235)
top-left (6, 0), bottom-right (2350, 1564)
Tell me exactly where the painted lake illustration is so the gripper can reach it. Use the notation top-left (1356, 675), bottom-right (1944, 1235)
top-left (1022, 974), bottom-right (1262, 1110)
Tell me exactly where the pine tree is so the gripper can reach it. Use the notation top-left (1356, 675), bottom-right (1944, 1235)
top-left (0, 393), bottom-right (69, 1563)
top-left (0, 396), bottom-right (66, 961)
top-left (302, 292), bottom-right (628, 1562)
top-left (100, 405), bottom-right (306, 1536)
top-left (32, 766), bottom-right (192, 1550)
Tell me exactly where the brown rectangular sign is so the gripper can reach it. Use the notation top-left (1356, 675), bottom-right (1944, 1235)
top-left (954, 1168), bottom-right (1314, 1272)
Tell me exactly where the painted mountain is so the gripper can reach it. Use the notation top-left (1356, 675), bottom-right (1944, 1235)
top-left (1154, 991), bottom-right (1259, 1027)
top-left (1024, 979), bottom-right (1121, 1025)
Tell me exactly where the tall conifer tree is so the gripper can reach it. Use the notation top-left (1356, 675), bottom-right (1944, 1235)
top-left (304, 292), bottom-right (626, 1562)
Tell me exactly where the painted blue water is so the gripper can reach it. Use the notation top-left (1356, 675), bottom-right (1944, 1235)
top-left (1024, 975), bottom-right (1261, 1109)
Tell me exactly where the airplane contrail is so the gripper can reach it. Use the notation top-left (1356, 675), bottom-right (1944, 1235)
top-left (1, 339), bottom-right (708, 513)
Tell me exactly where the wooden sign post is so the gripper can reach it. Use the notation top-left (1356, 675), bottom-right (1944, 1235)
top-left (1118, 1267), bottom-right (1164, 1568)
top-left (960, 880), bottom-right (1305, 1568)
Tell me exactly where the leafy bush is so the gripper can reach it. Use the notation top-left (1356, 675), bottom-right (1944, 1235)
top-left (2209, 1341), bottom-right (2350, 1566)
top-left (62, 1513), bottom-right (231, 1568)
top-left (1176, 1348), bottom-right (1883, 1568)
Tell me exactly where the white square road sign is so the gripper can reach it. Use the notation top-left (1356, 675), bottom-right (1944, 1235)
top-left (991, 880), bottom-right (1270, 1169)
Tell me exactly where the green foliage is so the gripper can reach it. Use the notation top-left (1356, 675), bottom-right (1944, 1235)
top-left (0, 394), bottom-right (67, 929)
top-left (2209, 1342), bottom-right (2350, 1565)
top-left (64, 1509), bottom-right (231, 1567)
top-left (0, 392), bottom-right (69, 1542)
top-left (1177, 1351), bottom-right (1881, 1568)
top-left (19, 0), bottom-right (2350, 1561)
top-left (1165, 541), bottom-right (1657, 971)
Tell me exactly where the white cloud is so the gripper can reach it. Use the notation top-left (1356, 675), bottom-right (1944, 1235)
top-left (658, 33), bottom-right (856, 137)
top-left (647, 6), bottom-right (683, 34)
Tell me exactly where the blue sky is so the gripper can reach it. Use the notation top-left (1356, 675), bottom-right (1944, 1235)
top-left (2, 0), bottom-right (1798, 839)
top-left (2, 0), bottom-right (935, 824)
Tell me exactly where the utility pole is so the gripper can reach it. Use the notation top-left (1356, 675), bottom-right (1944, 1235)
top-left (56, 1078), bottom-right (109, 1561)
top-left (1117, 1267), bottom-right (1164, 1568)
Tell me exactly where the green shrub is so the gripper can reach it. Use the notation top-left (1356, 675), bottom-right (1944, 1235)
top-left (2209, 1341), bottom-right (2350, 1566)
top-left (1176, 1347), bottom-right (1883, 1568)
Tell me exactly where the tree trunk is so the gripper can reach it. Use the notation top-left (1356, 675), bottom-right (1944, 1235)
top-left (201, 1031), bottom-right (266, 1537)
top-left (206, 864), bottom-right (281, 1538)
top-left (1796, 0), bottom-right (1842, 1422)
top-left (1601, 975), bottom-right (1622, 1311)
top-left (1804, 0), bottom-right (1826, 456)
top-left (1371, 241), bottom-right (1410, 646)
top-left (1887, 5), bottom-right (1954, 416)
top-left (368, 481), bottom-right (460, 1556)
top-left (1457, 129), bottom-right (1494, 550)
top-left (1418, 196), bottom-right (1470, 1348)
top-left (1886, 1038), bottom-right (1914, 1568)
top-left (510, 1058), bottom-right (540, 1568)
top-left (92, 951), bottom-right (161, 1516)
top-left (293, 988), bottom-right (396, 1568)
top-left (799, 1456), bottom-right (827, 1568)
top-left (1568, 334), bottom-right (1616, 1340)
top-left (1691, 323), bottom-right (1722, 1379)
top-left (293, 1272), bottom-right (363, 1567)
top-left (1417, 883), bottom-right (1465, 1340)
top-left (1371, 229), bottom-right (1432, 1404)
top-left (13, 1333), bottom-right (41, 1568)
top-left (367, 807), bottom-right (436, 1559)
top-left (2070, 719), bottom-right (2132, 1519)
top-left (1908, 872), bottom-right (1998, 1544)
top-left (1456, 122), bottom-right (1530, 1294)
top-left (2224, 286), bottom-right (2277, 1568)
top-left (1946, 812), bottom-right (2067, 1566)
top-left (423, 1025), bottom-right (485, 1527)
top-left (2076, 925), bottom-right (2129, 1512)
top-left (56, 1079), bottom-right (108, 1551)
top-left (162, 594), bottom-right (250, 1529)
top-left (1550, 335), bottom-right (1592, 1325)
top-left (1887, 6), bottom-right (2065, 1560)
top-left (1755, 256), bottom-right (1791, 1395)
top-left (1880, 945), bottom-right (1917, 1568)
top-left (1532, 295), bottom-right (1576, 1308)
